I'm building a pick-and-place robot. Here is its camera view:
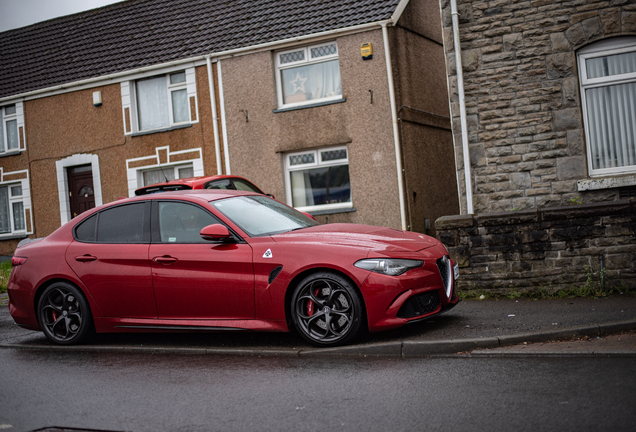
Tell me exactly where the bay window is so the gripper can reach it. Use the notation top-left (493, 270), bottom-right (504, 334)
top-left (578, 38), bottom-right (636, 176)
top-left (285, 146), bottom-right (351, 212)
top-left (276, 42), bottom-right (342, 109)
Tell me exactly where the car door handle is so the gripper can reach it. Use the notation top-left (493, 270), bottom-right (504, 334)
top-left (153, 256), bottom-right (178, 264)
top-left (75, 255), bottom-right (97, 262)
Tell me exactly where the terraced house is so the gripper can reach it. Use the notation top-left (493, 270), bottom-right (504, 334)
top-left (0, 0), bottom-right (460, 256)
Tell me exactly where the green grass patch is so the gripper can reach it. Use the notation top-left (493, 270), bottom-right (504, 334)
top-left (0, 260), bottom-right (11, 294)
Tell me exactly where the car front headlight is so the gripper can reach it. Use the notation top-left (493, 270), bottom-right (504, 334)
top-left (354, 258), bottom-right (423, 276)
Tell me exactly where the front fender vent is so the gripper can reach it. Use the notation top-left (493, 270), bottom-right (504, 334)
top-left (397, 291), bottom-right (440, 319)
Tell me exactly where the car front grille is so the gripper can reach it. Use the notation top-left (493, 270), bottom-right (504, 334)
top-left (397, 291), bottom-right (440, 319)
top-left (437, 256), bottom-right (453, 299)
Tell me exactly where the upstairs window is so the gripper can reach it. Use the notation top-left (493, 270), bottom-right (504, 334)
top-left (1, 104), bottom-right (19, 154)
top-left (285, 146), bottom-right (351, 212)
top-left (276, 42), bottom-right (342, 109)
top-left (578, 38), bottom-right (636, 176)
top-left (135, 71), bottom-right (190, 131)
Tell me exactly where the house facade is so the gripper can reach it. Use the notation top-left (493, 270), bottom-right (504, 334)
top-left (0, 0), bottom-right (459, 256)
top-left (438, 0), bottom-right (636, 215)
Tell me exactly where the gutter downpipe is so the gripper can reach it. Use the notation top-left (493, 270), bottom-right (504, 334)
top-left (205, 55), bottom-right (223, 175)
top-left (451, 0), bottom-right (473, 214)
top-left (382, 22), bottom-right (407, 231)
top-left (217, 60), bottom-right (231, 175)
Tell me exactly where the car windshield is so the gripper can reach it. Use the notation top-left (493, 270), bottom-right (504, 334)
top-left (211, 195), bottom-right (320, 237)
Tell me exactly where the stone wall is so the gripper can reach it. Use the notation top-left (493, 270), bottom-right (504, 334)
top-left (435, 200), bottom-right (636, 293)
top-left (439, 0), bottom-right (636, 214)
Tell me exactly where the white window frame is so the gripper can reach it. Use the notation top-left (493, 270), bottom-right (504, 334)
top-left (275, 41), bottom-right (342, 109)
top-left (0, 103), bottom-right (24, 155)
top-left (138, 162), bottom-right (195, 188)
top-left (131, 70), bottom-right (193, 133)
top-left (578, 37), bottom-right (636, 177)
top-left (284, 145), bottom-right (352, 213)
top-left (0, 170), bottom-right (32, 239)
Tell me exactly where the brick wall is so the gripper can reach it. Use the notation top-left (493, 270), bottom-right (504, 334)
top-left (435, 200), bottom-right (636, 292)
top-left (439, 0), bottom-right (636, 214)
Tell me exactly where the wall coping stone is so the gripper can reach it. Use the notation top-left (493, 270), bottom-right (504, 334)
top-left (476, 209), bottom-right (539, 226)
top-left (436, 200), bottom-right (636, 231)
top-left (435, 214), bottom-right (474, 229)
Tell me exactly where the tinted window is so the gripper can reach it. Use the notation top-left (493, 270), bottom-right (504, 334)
top-left (97, 203), bottom-right (146, 243)
top-left (233, 179), bottom-right (262, 193)
top-left (158, 202), bottom-right (220, 243)
top-left (205, 179), bottom-right (232, 190)
top-left (75, 214), bottom-right (97, 242)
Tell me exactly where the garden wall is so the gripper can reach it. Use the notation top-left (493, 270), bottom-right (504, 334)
top-left (435, 200), bottom-right (636, 293)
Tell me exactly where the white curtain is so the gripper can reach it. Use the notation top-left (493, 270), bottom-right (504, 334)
top-left (143, 167), bottom-right (175, 186)
top-left (12, 202), bottom-right (24, 231)
top-left (282, 60), bottom-right (341, 103)
top-left (6, 120), bottom-right (18, 150)
top-left (0, 188), bottom-right (9, 233)
top-left (586, 52), bottom-right (636, 79)
top-left (171, 89), bottom-right (189, 123)
top-left (290, 170), bottom-right (315, 207)
top-left (136, 76), bottom-right (169, 130)
top-left (586, 82), bottom-right (636, 170)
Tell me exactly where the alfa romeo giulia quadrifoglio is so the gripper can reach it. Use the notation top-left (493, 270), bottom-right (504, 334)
top-left (7, 190), bottom-right (460, 347)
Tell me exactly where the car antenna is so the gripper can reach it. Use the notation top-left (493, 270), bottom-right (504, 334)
top-left (159, 165), bottom-right (170, 182)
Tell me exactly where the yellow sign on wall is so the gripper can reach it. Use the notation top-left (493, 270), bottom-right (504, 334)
top-left (361, 43), bottom-right (372, 60)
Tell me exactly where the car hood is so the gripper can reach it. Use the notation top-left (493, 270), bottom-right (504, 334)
top-left (272, 223), bottom-right (440, 253)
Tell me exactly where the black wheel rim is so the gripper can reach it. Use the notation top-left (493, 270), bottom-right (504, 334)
top-left (40, 287), bottom-right (83, 342)
top-left (294, 278), bottom-right (355, 344)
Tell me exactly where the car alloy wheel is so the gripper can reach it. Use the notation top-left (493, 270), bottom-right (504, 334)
top-left (38, 282), bottom-right (93, 345)
top-left (291, 272), bottom-right (363, 347)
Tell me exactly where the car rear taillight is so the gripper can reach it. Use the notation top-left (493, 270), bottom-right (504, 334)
top-left (11, 256), bottom-right (27, 266)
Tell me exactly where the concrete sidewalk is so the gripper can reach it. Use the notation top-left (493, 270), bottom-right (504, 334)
top-left (1, 292), bottom-right (635, 357)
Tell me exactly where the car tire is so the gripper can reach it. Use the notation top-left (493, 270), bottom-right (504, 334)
top-left (291, 271), bottom-right (364, 347)
top-left (37, 282), bottom-right (93, 345)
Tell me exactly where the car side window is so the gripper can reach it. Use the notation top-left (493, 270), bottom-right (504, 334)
top-left (233, 179), bottom-right (262, 193)
top-left (97, 203), bottom-right (147, 243)
top-left (204, 179), bottom-right (232, 190)
top-left (75, 214), bottom-right (97, 242)
top-left (158, 202), bottom-right (220, 243)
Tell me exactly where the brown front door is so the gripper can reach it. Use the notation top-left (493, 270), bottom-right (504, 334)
top-left (68, 165), bottom-right (95, 218)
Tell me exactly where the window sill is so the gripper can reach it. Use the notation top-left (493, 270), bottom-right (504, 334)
top-left (131, 123), bottom-right (192, 137)
top-left (0, 233), bottom-right (27, 241)
top-left (577, 174), bottom-right (636, 191)
top-left (0, 150), bottom-right (21, 158)
top-left (273, 98), bottom-right (346, 113)
top-left (308, 207), bottom-right (356, 216)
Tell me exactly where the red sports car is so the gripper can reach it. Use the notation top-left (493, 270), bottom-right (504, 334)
top-left (134, 174), bottom-right (266, 196)
top-left (7, 190), bottom-right (459, 347)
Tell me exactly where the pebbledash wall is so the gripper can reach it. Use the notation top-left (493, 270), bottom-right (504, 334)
top-left (436, 200), bottom-right (636, 293)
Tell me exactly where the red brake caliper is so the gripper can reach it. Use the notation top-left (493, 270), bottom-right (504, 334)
top-left (306, 289), bottom-right (319, 316)
top-left (51, 311), bottom-right (58, 321)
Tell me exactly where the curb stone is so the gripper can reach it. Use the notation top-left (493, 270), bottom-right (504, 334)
top-left (1, 320), bottom-right (635, 358)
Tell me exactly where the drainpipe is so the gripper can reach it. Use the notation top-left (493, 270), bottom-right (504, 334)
top-left (205, 56), bottom-right (223, 175)
top-left (382, 22), bottom-right (407, 231)
top-left (217, 60), bottom-right (231, 175)
top-left (450, 0), bottom-right (473, 214)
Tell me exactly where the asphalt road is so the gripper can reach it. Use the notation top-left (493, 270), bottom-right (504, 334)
top-left (1, 349), bottom-right (635, 432)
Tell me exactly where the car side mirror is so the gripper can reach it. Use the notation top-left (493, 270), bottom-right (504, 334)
top-left (200, 224), bottom-right (233, 242)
